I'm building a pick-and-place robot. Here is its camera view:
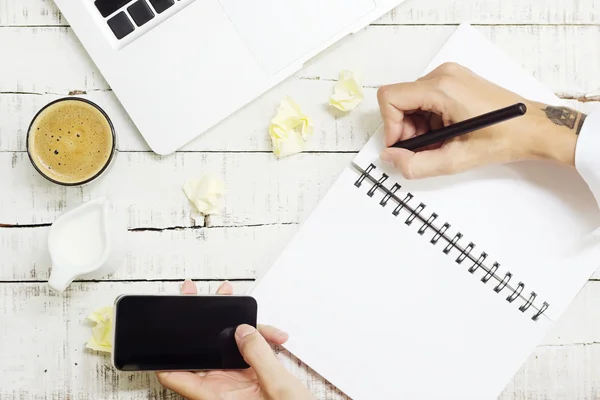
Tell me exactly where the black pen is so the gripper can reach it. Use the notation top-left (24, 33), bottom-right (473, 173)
top-left (391, 103), bottom-right (527, 151)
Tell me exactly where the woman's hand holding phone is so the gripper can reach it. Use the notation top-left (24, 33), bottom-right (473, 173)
top-left (156, 280), bottom-right (315, 400)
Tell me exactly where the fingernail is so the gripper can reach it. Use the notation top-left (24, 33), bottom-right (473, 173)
top-left (157, 372), bottom-right (170, 379)
top-left (181, 279), bottom-right (196, 294)
top-left (184, 278), bottom-right (193, 283)
top-left (275, 329), bottom-right (289, 340)
top-left (380, 151), bottom-right (395, 167)
top-left (217, 280), bottom-right (231, 291)
top-left (235, 324), bottom-right (256, 340)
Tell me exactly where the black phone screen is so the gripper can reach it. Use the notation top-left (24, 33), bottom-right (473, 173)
top-left (113, 295), bottom-right (257, 371)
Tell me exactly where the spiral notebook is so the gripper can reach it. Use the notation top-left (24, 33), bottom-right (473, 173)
top-left (251, 24), bottom-right (600, 399)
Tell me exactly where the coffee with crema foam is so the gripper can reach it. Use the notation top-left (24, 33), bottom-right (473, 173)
top-left (27, 98), bottom-right (115, 185)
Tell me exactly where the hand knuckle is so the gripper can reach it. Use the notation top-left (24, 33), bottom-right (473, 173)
top-left (437, 62), bottom-right (462, 76)
top-left (434, 76), bottom-right (456, 93)
top-left (377, 85), bottom-right (391, 102)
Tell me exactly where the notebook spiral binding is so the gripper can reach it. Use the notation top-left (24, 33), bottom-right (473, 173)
top-left (353, 162), bottom-right (550, 321)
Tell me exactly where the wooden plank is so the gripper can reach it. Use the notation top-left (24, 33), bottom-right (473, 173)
top-left (0, 0), bottom-right (65, 26)
top-left (4, 219), bottom-right (598, 281)
top-left (301, 25), bottom-right (600, 96)
top-left (3, 222), bottom-right (600, 282)
top-left (2, 89), bottom-right (598, 153)
top-left (2, 222), bottom-right (600, 343)
top-left (1, 27), bottom-right (108, 93)
top-left (0, 152), bottom-right (353, 227)
top-left (0, 224), bottom-right (298, 281)
top-left (2, 0), bottom-right (599, 27)
top-left (0, 81), bottom-right (379, 153)
top-left (2, 26), bottom-right (599, 95)
top-left (0, 281), bottom-right (345, 400)
top-left (499, 344), bottom-right (600, 400)
top-left (2, 221), bottom-right (600, 344)
top-left (3, 137), bottom-right (598, 230)
top-left (0, 90), bottom-right (149, 152)
top-left (378, 0), bottom-right (600, 25)
top-left (0, 281), bottom-right (599, 399)
top-left (539, 280), bottom-right (600, 345)
top-left (2, 26), bottom-right (599, 155)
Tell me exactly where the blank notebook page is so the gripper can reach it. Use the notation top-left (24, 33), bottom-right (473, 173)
top-left (353, 24), bottom-right (600, 320)
top-left (251, 24), bottom-right (600, 400)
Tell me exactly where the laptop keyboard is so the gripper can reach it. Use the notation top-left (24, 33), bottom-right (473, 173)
top-left (107, 11), bottom-right (135, 39)
top-left (148, 0), bottom-right (175, 14)
top-left (94, 0), bottom-right (176, 39)
top-left (96, 0), bottom-right (132, 17)
top-left (128, 0), bottom-right (155, 26)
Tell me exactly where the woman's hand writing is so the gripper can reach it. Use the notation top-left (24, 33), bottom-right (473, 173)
top-left (377, 62), bottom-right (585, 179)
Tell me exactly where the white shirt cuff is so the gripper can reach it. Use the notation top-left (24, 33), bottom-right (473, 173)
top-left (575, 111), bottom-right (600, 209)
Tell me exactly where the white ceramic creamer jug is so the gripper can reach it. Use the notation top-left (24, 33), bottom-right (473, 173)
top-left (48, 197), bottom-right (125, 293)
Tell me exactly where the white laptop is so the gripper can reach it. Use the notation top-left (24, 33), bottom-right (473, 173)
top-left (54, 0), bottom-right (405, 154)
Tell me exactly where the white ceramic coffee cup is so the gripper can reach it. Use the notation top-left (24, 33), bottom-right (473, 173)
top-left (26, 97), bottom-right (117, 187)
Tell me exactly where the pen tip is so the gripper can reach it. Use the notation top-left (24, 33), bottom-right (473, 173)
top-left (517, 103), bottom-right (527, 115)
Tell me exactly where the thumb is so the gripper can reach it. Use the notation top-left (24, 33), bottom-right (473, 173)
top-left (380, 147), bottom-right (458, 179)
top-left (235, 324), bottom-right (291, 393)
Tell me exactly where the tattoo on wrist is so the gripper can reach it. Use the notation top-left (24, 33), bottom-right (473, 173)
top-left (542, 106), bottom-right (587, 135)
top-left (576, 113), bottom-right (587, 135)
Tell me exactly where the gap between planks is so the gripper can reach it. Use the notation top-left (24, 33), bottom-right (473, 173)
top-left (0, 149), bottom-right (360, 153)
top-left (1, 23), bottom-right (600, 28)
top-left (2, 89), bottom-right (600, 103)
top-left (1, 278), bottom-right (597, 283)
top-left (370, 23), bottom-right (600, 27)
top-left (0, 221), bottom-right (299, 230)
top-left (0, 278), bottom-right (255, 283)
top-left (539, 342), bottom-right (600, 347)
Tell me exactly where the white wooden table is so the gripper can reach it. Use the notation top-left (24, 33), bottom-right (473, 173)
top-left (1, 0), bottom-right (600, 398)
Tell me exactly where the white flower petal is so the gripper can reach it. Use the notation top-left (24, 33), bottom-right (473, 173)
top-left (86, 306), bottom-right (113, 353)
top-left (183, 176), bottom-right (225, 216)
top-left (268, 97), bottom-right (313, 158)
top-left (329, 69), bottom-right (364, 112)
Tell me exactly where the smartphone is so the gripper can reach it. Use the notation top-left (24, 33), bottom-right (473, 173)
top-left (112, 295), bottom-right (257, 371)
